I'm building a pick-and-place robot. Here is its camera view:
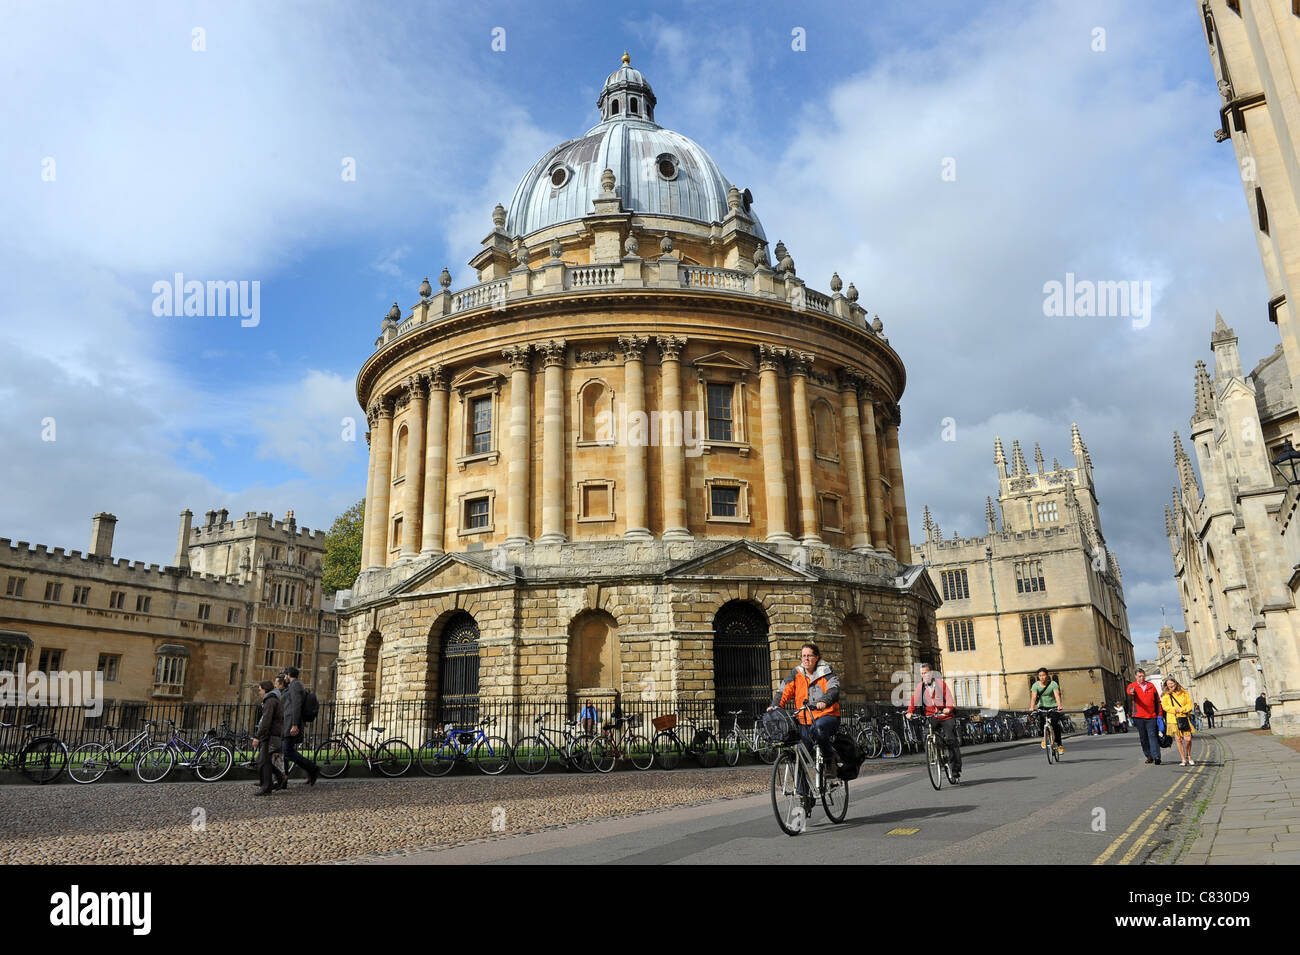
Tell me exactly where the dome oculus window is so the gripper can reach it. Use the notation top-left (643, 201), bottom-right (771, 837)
top-left (656, 154), bottom-right (678, 180)
top-left (549, 164), bottom-right (571, 188)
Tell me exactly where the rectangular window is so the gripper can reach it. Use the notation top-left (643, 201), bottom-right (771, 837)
top-left (1020, 612), bottom-right (1054, 647)
top-left (471, 395), bottom-right (492, 454)
top-left (1256, 186), bottom-right (1269, 234)
top-left (940, 569), bottom-right (970, 601)
top-left (820, 496), bottom-right (842, 530)
top-left (945, 618), bottom-right (975, 652)
top-left (1015, 560), bottom-right (1047, 594)
top-left (5, 576), bottom-right (24, 597)
top-left (1035, 501), bottom-right (1058, 523)
top-left (0, 646), bottom-right (25, 672)
top-left (197, 603), bottom-right (211, 620)
top-left (294, 635), bottom-right (304, 669)
top-left (465, 498), bottom-right (490, 529)
top-left (272, 546), bottom-right (281, 561)
top-left (109, 591), bottom-right (125, 610)
top-left (264, 633), bottom-right (276, 668)
top-left (38, 648), bottom-right (64, 672)
top-left (72, 585), bottom-right (91, 605)
top-left (706, 383), bottom-right (733, 441)
top-left (155, 656), bottom-right (186, 688)
top-left (227, 607), bottom-right (239, 624)
top-left (711, 485), bottom-right (739, 517)
top-left (44, 582), bottom-right (63, 602)
top-left (135, 595), bottom-right (151, 613)
top-left (97, 653), bottom-right (120, 682)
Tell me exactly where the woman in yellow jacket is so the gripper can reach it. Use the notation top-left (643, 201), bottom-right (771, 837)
top-left (1161, 677), bottom-right (1196, 767)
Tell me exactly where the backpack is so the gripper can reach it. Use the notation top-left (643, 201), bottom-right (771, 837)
top-left (300, 690), bottom-right (319, 722)
top-left (832, 730), bottom-right (864, 781)
top-left (760, 708), bottom-right (800, 746)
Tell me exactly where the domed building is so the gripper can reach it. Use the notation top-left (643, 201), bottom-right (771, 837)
top-left (338, 55), bottom-right (941, 729)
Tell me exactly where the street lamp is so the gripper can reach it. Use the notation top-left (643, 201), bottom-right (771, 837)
top-left (1271, 438), bottom-right (1300, 487)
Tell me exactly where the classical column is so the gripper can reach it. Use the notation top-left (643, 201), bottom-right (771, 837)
top-left (361, 417), bottom-right (376, 565)
top-left (657, 335), bottom-right (690, 541)
top-left (539, 339), bottom-right (568, 544)
top-left (619, 334), bottom-right (653, 541)
top-left (399, 375), bottom-right (427, 560)
top-left (838, 369), bottom-right (871, 553)
top-left (366, 396), bottom-right (395, 568)
top-left (859, 390), bottom-right (889, 551)
top-left (420, 365), bottom-right (449, 557)
top-left (884, 403), bottom-right (913, 560)
top-left (787, 351), bottom-right (822, 546)
top-left (757, 344), bottom-right (792, 543)
top-left (502, 346), bottom-right (532, 546)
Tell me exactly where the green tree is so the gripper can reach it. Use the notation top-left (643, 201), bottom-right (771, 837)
top-left (322, 499), bottom-right (364, 595)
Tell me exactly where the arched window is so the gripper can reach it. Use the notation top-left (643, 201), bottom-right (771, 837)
top-left (629, 97), bottom-right (639, 115)
top-left (438, 613), bottom-right (480, 725)
top-left (712, 601), bottom-right (771, 721)
top-left (394, 425), bottom-right (408, 480)
top-left (610, 98), bottom-right (620, 115)
top-left (578, 379), bottom-right (613, 443)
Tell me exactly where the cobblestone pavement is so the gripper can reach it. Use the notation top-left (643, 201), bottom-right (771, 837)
top-left (0, 767), bottom-right (772, 864)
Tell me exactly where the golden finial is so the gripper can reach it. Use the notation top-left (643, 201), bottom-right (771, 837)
top-left (622, 51), bottom-right (630, 66)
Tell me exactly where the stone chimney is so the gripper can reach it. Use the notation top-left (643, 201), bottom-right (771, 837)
top-left (174, 510), bottom-right (193, 569)
top-left (89, 512), bottom-right (117, 558)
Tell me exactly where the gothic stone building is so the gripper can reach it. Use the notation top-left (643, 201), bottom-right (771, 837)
top-left (912, 427), bottom-right (1135, 714)
top-left (337, 56), bottom-right (942, 726)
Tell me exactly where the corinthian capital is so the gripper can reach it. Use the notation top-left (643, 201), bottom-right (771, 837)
top-left (617, 334), bottom-right (649, 362)
top-left (785, 350), bottom-right (815, 377)
top-left (428, 364), bottom-right (449, 391)
top-left (757, 343), bottom-right (788, 373)
top-left (538, 338), bottom-right (568, 367)
top-left (836, 366), bottom-right (864, 392)
top-left (502, 344), bottom-right (532, 372)
top-left (656, 334), bottom-right (686, 361)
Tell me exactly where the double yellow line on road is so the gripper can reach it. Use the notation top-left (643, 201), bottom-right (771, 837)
top-left (1092, 765), bottom-right (1205, 865)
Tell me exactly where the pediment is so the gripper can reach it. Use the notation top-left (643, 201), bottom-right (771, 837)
top-left (897, 564), bottom-right (942, 608)
top-left (1216, 378), bottom-right (1256, 405)
top-left (666, 540), bottom-right (817, 581)
top-left (450, 366), bottom-right (504, 392)
top-left (692, 350), bottom-right (753, 373)
top-left (390, 553), bottom-right (514, 595)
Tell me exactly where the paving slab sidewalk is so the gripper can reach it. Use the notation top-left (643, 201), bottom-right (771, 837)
top-left (1180, 728), bottom-right (1300, 864)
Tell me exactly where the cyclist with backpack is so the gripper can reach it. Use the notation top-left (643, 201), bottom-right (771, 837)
top-left (905, 662), bottom-right (962, 782)
top-left (279, 666), bottom-right (320, 786)
top-left (768, 643), bottom-right (841, 780)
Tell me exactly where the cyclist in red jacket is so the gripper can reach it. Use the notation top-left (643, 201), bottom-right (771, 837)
top-left (906, 662), bottom-right (962, 781)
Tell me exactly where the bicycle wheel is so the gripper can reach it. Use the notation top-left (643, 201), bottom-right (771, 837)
top-left (756, 734), bottom-right (780, 765)
top-left (880, 727), bottom-right (902, 759)
top-left (692, 730), bottom-right (721, 769)
top-left (586, 736), bottom-right (616, 774)
top-left (722, 731), bottom-right (741, 767)
top-left (194, 744), bottom-right (233, 782)
top-left (19, 737), bottom-right (67, 784)
top-left (315, 738), bottom-right (350, 778)
top-left (376, 738), bottom-right (413, 777)
top-left (419, 740), bottom-right (458, 777)
top-left (856, 727), bottom-right (881, 759)
top-left (821, 774), bottom-right (849, 823)
top-left (1045, 723), bottom-right (1057, 764)
top-left (925, 731), bottom-right (943, 790)
top-left (771, 750), bottom-right (807, 837)
top-left (626, 733), bottom-right (654, 770)
top-left (67, 742), bottom-right (110, 784)
top-left (471, 736), bottom-right (511, 776)
top-left (511, 736), bottom-right (550, 775)
top-left (651, 731), bottom-right (682, 770)
top-left (566, 734), bottom-right (597, 773)
top-left (135, 744), bottom-right (175, 783)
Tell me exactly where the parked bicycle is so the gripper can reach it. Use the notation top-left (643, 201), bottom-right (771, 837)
top-left (135, 720), bottom-right (234, 783)
top-left (316, 719), bottom-right (413, 778)
top-left (583, 714), bottom-right (654, 772)
top-left (212, 719), bottom-right (304, 778)
top-left (67, 720), bottom-right (161, 783)
top-left (418, 718), bottom-right (510, 776)
top-left (650, 713), bottom-right (721, 769)
top-left (769, 703), bottom-right (848, 836)
top-left (0, 720), bottom-right (68, 784)
top-left (721, 710), bottom-right (777, 766)
top-left (511, 713), bottom-right (591, 774)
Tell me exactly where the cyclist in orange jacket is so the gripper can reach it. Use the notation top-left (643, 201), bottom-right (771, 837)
top-left (906, 661), bottom-right (962, 781)
top-left (769, 643), bottom-right (841, 774)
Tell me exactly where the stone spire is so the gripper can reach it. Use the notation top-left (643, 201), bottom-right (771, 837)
top-left (1174, 431), bottom-right (1200, 497)
top-left (1071, 421), bottom-right (1091, 470)
top-left (174, 509), bottom-right (192, 570)
top-left (986, 496), bottom-right (997, 533)
top-left (922, 505), bottom-right (934, 543)
top-left (1011, 439), bottom-right (1028, 476)
top-left (1052, 457), bottom-right (1061, 472)
top-left (1211, 309), bottom-right (1233, 344)
top-left (1033, 442), bottom-right (1045, 474)
top-left (994, 436), bottom-right (1007, 477)
top-left (1192, 359), bottom-right (1214, 422)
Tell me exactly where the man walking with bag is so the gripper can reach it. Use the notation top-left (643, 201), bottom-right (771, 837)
top-left (251, 680), bottom-right (286, 796)
top-left (280, 666), bottom-right (320, 786)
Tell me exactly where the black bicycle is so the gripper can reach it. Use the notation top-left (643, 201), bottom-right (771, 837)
top-left (0, 720), bottom-right (68, 784)
top-left (650, 713), bottom-right (721, 769)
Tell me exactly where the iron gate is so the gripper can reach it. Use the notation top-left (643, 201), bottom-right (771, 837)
top-left (438, 612), bottom-right (480, 726)
top-left (713, 601), bottom-right (771, 723)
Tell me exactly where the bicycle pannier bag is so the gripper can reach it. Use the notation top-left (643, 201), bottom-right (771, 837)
top-left (832, 731), bottom-right (864, 781)
top-left (760, 707), bottom-right (800, 746)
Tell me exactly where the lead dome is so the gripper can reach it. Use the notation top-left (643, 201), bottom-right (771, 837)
top-left (505, 54), bottom-right (765, 240)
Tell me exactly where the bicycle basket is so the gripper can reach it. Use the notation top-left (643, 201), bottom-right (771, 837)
top-left (651, 714), bottom-right (677, 732)
top-left (760, 708), bottom-right (800, 746)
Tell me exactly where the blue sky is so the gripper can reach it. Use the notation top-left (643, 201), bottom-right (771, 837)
top-left (0, 1), bottom-right (1274, 660)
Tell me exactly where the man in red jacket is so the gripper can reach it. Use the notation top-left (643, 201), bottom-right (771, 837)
top-left (906, 662), bottom-right (962, 781)
top-left (1126, 668), bottom-right (1162, 765)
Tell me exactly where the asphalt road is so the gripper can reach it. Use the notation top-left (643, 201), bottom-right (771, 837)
top-left (378, 731), bottom-right (1221, 864)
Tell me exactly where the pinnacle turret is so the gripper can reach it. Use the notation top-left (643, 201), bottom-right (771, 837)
top-left (1011, 440), bottom-right (1028, 477)
top-left (1033, 442), bottom-right (1045, 474)
top-left (994, 436), bottom-right (1007, 477)
top-left (986, 496), bottom-right (997, 533)
top-left (1193, 359), bottom-right (1214, 422)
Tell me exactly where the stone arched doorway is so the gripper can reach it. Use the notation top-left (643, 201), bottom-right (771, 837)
top-left (437, 612), bottom-right (480, 725)
top-left (712, 600), bottom-right (771, 722)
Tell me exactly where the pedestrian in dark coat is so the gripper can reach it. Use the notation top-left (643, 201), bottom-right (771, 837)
top-left (1203, 699), bottom-right (1216, 729)
top-left (252, 680), bottom-right (286, 795)
top-left (279, 666), bottom-right (320, 785)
